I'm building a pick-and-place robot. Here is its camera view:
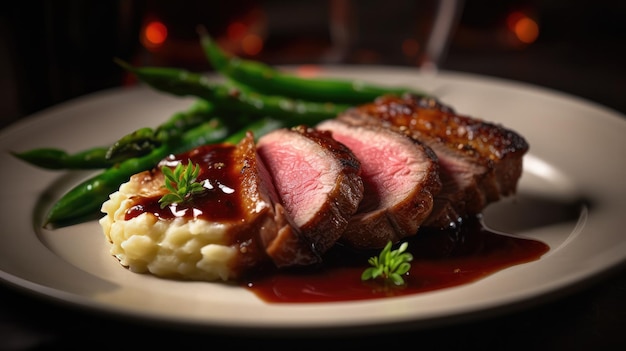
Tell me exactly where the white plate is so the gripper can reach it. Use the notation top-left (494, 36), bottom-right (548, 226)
top-left (1, 67), bottom-right (625, 335)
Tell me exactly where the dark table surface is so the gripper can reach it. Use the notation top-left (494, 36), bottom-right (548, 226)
top-left (2, 265), bottom-right (625, 350)
top-left (2, 1), bottom-right (626, 349)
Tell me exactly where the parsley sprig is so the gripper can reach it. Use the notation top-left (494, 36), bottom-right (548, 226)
top-left (159, 161), bottom-right (206, 208)
top-left (361, 241), bottom-right (413, 285)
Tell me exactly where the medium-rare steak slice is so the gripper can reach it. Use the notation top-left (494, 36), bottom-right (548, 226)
top-left (338, 94), bottom-right (529, 229)
top-left (317, 119), bottom-right (441, 249)
top-left (256, 125), bottom-right (364, 266)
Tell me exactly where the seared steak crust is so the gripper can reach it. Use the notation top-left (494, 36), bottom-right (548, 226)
top-left (317, 119), bottom-right (441, 249)
top-left (338, 94), bottom-right (529, 229)
top-left (256, 125), bottom-right (364, 266)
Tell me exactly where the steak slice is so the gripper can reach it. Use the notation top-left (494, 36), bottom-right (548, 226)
top-left (256, 125), bottom-right (364, 266)
top-left (317, 119), bottom-right (441, 249)
top-left (338, 94), bottom-right (529, 229)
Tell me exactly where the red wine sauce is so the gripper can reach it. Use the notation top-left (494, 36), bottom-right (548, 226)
top-left (122, 144), bottom-right (549, 304)
top-left (243, 216), bottom-right (549, 303)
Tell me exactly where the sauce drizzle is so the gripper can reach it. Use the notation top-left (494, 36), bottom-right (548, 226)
top-left (244, 216), bottom-right (549, 303)
top-left (121, 144), bottom-right (550, 304)
top-left (124, 144), bottom-right (244, 222)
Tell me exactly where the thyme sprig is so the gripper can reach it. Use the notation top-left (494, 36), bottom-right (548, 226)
top-left (159, 160), bottom-right (206, 208)
top-left (361, 241), bottom-right (413, 285)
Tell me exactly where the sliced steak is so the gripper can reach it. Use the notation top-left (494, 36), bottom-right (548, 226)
top-left (338, 94), bottom-right (529, 229)
top-left (317, 119), bottom-right (441, 249)
top-left (256, 125), bottom-right (364, 266)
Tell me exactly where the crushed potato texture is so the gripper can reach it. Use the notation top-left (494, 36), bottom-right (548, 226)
top-left (99, 177), bottom-right (238, 281)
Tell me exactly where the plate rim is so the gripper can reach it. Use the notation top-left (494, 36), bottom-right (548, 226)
top-left (1, 66), bottom-right (626, 334)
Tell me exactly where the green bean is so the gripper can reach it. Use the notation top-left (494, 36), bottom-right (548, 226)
top-left (43, 117), bottom-right (284, 228)
top-left (11, 146), bottom-right (113, 170)
top-left (197, 26), bottom-right (429, 104)
top-left (114, 58), bottom-right (350, 125)
top-left (44, 118), bottom-right (229, 228)
top-left (105, 127), bottom-right (157, 162)
top-left (12, 99), bottom-right (220, 170)
top-left (225, 116), bottom-right (285, 143)
top-left (106, 99), bottom-right (217, 162)
top-left (153, 99), bottom-right (216, 141)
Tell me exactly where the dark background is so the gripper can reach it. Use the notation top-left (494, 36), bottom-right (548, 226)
top-left (1, 1), bottom-right (626, 349)
top-left (2, 0), bottom-right (625, 129)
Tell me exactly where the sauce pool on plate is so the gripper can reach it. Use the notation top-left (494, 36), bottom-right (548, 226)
top-left (243, 216), bottom-right (549, 303)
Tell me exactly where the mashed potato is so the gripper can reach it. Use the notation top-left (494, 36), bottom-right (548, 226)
top-left (99, 174), bottom-right (239, 282)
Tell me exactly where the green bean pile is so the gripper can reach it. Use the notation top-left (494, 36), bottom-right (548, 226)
top-left (13, 27), bottom-right (429, 228)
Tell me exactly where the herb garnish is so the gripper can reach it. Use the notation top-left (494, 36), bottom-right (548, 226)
top-left (361, 241), bottom-right (413, 285)
top-left (159, 161), bottom-right (206, 208)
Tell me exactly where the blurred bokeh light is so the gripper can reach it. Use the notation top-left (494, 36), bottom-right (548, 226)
top-left (2, 0), bottom-right (625, 129)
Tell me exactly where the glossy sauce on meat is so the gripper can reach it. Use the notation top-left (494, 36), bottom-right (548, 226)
top-left (120, 143), bottom-right (548, 303)
top-left (243, 216), bottom-right (549, 303)
top-left (125, 144), bottom-right (242, 221)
